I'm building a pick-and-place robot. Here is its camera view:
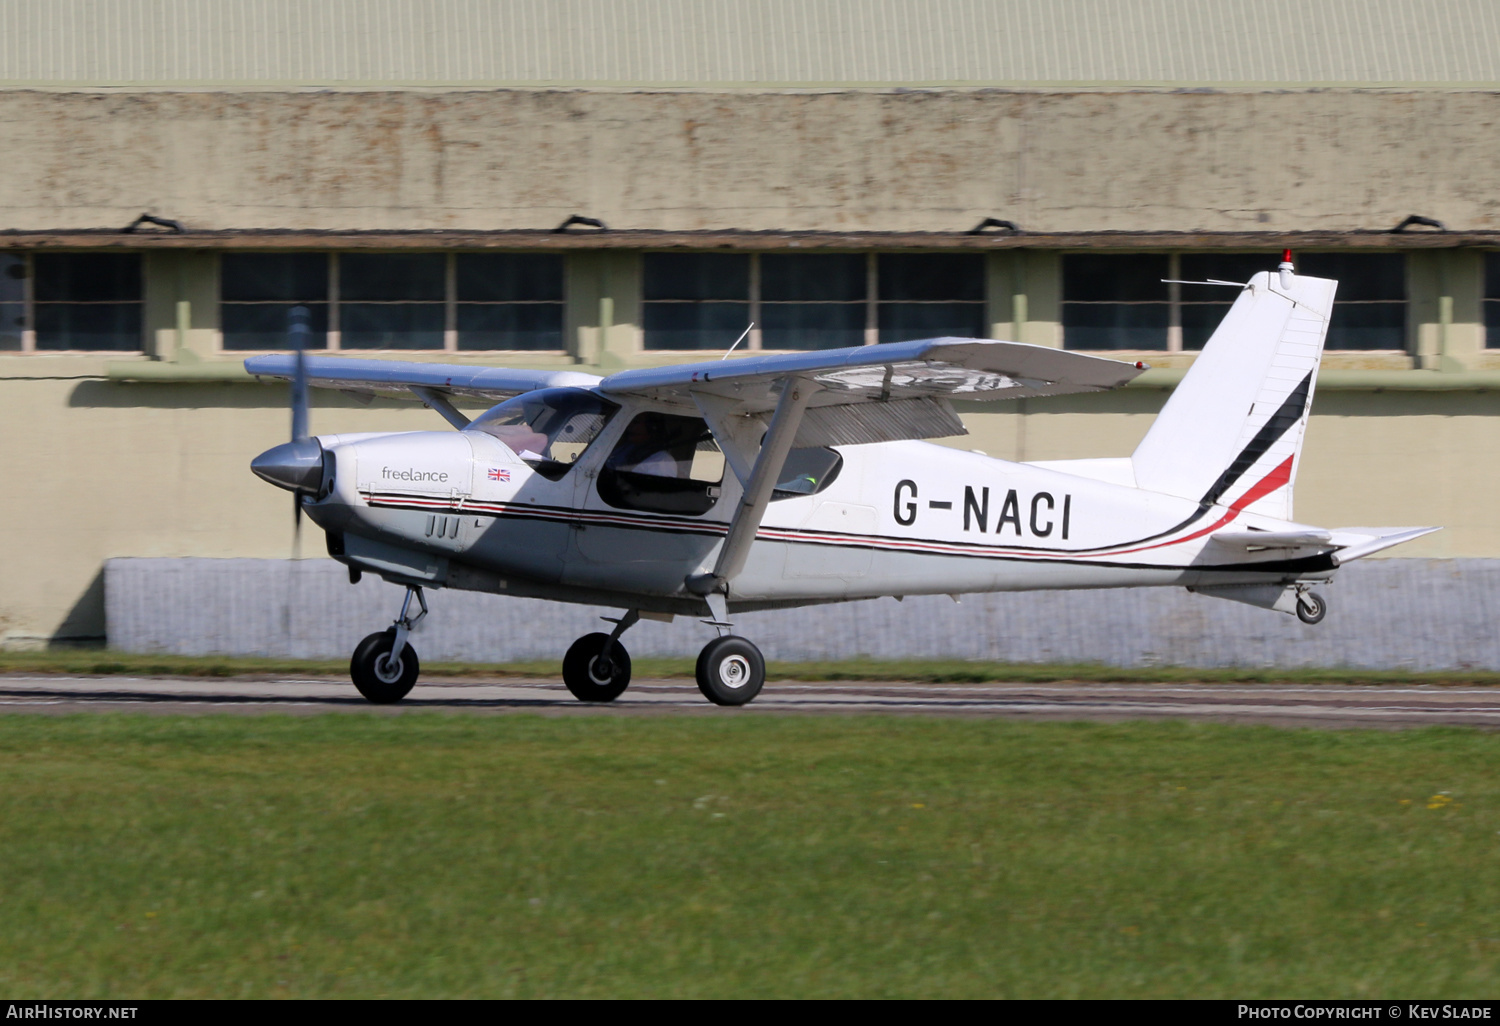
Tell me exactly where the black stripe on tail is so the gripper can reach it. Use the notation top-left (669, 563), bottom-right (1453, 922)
top-left (1196, 370), bottom-right (1313, 509)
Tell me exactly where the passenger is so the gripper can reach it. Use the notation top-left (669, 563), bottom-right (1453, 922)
top-left (608, 415), bottom-right (690, 478)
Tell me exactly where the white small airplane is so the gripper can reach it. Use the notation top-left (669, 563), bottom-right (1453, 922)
top-left (248, 254), bottom-right (1436, 706)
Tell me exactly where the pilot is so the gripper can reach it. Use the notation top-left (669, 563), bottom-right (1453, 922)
top-left (608, 415), bottom-right (691, 478)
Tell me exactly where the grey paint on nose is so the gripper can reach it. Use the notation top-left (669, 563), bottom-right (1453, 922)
top-left (251, 439), bottom-right (325, 493)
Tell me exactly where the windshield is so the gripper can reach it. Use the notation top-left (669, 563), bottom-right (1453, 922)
top-left (466, 388), bottom-right (619, 478)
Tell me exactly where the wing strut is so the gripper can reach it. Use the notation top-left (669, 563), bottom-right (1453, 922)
top-left (409, 387), bottom-right (472, 429)
top-left (690, 391), bottom-right (758, 488)
top-left (688, 377), bottom-right (817, 599)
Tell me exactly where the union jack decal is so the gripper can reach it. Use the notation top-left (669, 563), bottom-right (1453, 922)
top-left (488, 467), bottom-right (511, 482)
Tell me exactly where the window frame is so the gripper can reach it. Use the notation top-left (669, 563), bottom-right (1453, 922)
top-left (219, 250), bottom-right (568, 354)
top-left (1483, 250), bottom-right (1500, 349)
top-left (1061, 250), bottom-right (1411, 354)
top-left (1, 251), bottom-right (146, 355)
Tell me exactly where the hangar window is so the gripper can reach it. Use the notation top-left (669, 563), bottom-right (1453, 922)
top-left (339, 253), bottom-right (446, 349)
top-left (877, 254), bottom-right (986, 343)
top-left (221, 253), bottom-right (329, 350)
top-left (220, 252), bottom-right (566, 352)
top-left (32, 253), bottom-right (143, 352)
top-left (1062, 254), bottom-right (1170, 350)
top-left (1484, 253), bottom-right (1500, 348)
top-left (1064, 252), bottom-right (1408, 352)
top-left (643, 253), bottom-right (751, 351)
top-left (642, 251), bottom-right (984, 351)
top-left (0, 253), bottom-right (23, 352)
top-left (456, 253), bottom-right (564, 351)
top-left (761, 253), bottom-right (867, 350)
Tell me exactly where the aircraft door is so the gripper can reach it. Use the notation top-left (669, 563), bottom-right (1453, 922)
top-left (565, 410), bottom-right (729, 591)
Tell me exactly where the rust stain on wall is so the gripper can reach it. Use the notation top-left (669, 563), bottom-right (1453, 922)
top-left (1, 89), bottom-right (1497, 233)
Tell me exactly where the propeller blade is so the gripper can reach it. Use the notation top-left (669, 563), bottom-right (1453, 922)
top-left (289, 305), bottom-right (311, 443)
top-left (288, 305), bottom-right (311, 559)
top-left (293, 493), bottom-right (303, 558)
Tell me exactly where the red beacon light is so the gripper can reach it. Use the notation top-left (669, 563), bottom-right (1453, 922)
top-left (1278, 248), bottom-right (1295, 289)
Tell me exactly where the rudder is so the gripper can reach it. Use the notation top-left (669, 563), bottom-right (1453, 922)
top-left (1131, 266), bottom-right (1336, 521)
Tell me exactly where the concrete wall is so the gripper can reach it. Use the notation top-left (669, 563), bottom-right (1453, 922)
top-left (105, 556), bottom-right (1500, 670)
top-left (2, 89), bottom-right (1499, 233)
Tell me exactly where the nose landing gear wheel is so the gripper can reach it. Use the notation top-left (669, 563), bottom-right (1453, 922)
top-left (563, 632), bottom-right (633, 702)
top-left (1296, 590), bottom-right (1328, 625)
top-left (695, 636), bottom-right (766, 706)
top-left (350, 629), bottom-right (420, 704)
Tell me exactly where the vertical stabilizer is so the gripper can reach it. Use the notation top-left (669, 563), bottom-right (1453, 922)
top-left (1131, 268), bottom-right (1335, 521)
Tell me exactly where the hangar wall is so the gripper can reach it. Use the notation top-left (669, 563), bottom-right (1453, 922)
top-left (1, 89), bottom-right (1497, 233)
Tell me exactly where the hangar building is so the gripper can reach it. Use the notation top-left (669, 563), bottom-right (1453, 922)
top-left (3, 0), bottom-right (1500, 646)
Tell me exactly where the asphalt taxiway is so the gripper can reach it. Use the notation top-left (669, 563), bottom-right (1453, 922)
top-left (1, 674), bottom-right (1499, 728)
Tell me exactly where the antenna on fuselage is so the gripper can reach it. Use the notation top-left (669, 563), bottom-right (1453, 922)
top-left (721, 322), bottom-right (754, 361)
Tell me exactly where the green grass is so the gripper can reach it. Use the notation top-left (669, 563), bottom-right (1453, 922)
top-left (0, 715), bottom-right (1497, 997)
top-left (6, 649), bottom-right (1500, 686)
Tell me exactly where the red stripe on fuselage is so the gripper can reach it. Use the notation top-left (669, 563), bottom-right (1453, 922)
top-left (1096, 455), bottom-right (1295, 559)
top-left (358, 455), bottom-right (1296, 564)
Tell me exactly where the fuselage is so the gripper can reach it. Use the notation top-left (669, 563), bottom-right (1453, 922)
top-left (300, 390), bottom-right (1334, 615)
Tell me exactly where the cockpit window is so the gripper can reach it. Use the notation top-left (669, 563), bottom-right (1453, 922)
top-left (466, 388), bottom-right (619, 480)
top-left (771, 447), bottom-right (843, 501)
top-left (598, 412), bottom-right (726, 515)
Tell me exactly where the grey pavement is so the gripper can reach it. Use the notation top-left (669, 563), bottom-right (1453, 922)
top-left (5, 674), bottom-right (1500, 727)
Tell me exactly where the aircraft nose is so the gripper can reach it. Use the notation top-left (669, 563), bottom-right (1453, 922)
top-left (250, 439), bottom-right (326, 493)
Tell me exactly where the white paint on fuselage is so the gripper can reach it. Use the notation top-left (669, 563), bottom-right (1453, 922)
top-left (306, 401), bottom-right (1333, 609)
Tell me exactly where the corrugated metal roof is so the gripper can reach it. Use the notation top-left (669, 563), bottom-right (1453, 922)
top-left (1, 0), bottom-right (1497, 88)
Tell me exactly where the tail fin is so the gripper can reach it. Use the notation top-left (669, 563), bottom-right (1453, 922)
top-left (1131, 267), bottom-right (1336, 520)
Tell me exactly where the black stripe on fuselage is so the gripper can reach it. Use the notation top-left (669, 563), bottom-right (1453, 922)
top-left (1057, 368), bottom-right (1317, 553)
top-left (362, 494), bottom-right (1336, 576)
top-left (359, 376), bottom-right (1318, 564)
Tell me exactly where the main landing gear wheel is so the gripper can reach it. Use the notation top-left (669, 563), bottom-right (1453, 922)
top-left (350, 629), bottom-right (420, 704)
top-left (1297, 590), bottom-right (1328, 625)
top-left (563, 633), bottom-right (633, 702)
top-left (695, 636), bottom-right (766, 707)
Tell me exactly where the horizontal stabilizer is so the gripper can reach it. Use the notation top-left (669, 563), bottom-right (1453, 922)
top-left (1329, 527), bottom-right (1441, 565)
top-left (1208, 529), bottom-right (1333, 552)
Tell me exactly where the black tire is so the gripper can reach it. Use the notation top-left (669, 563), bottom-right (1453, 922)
top-left (695, 635), bottom-right (766, 706)
top-left (350, 629), bottom-right (420, 704)
top-left (562, 633), bottom-right (633, 702)
top-left (1296, 591), bottom-right (1328, 625)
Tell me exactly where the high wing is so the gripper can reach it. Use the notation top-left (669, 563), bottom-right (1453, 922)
top-left (244, 355), bottom-right (602, 428)
top-left (593, 337), bottom-right (1145, 611)
top-left (597, 336), bottom-right (1144, 447)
